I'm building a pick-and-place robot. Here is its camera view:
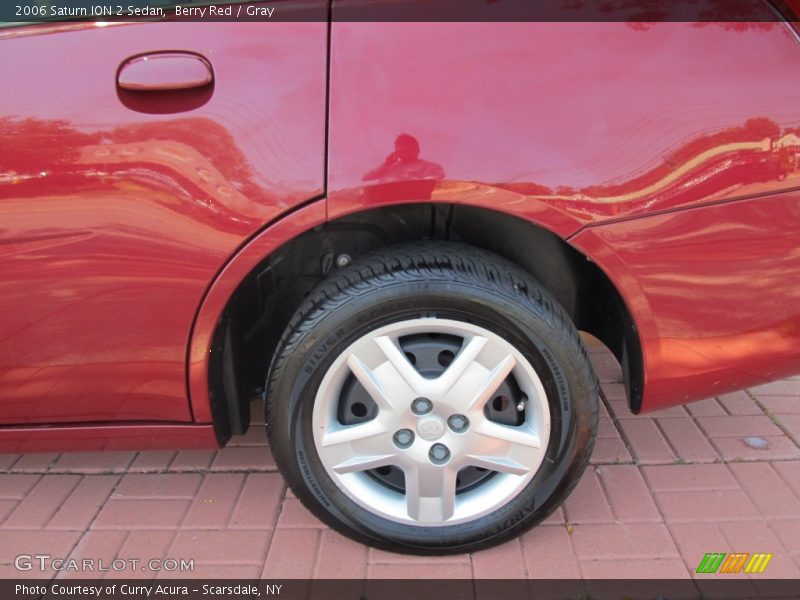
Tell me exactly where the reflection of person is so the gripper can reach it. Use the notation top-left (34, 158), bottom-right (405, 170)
top-left (363, 134), bottom-right (445, 182)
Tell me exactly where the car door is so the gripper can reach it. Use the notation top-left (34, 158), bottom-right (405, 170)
top-left (0, 4), bottom-right (327, 424)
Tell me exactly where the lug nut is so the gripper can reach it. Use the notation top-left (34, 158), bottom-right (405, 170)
top-left (429, 443), bottom-right (450, 465)
top-left (411, 397), bottom-right (433, 415)
top-left (393, 429), bottom-right (414, 449)
top-left (447, 414), bottom-right (469, 433)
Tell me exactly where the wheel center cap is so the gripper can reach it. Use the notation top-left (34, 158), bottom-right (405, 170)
top-left (417, 416), bottom-right (445, 441)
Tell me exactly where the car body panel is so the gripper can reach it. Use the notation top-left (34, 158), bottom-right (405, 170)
top-left (0, 17), bottom-right (327, 424)
top-left (572, 191), bottom-right (800, 410)
top-left (327, 20), bottom-right (800, 411)
top-left (0, 423), bottom-right (217, 453)
top-left (328, 22), bottom-right (800, 228)
top-left (1, 14), bottom-right (800, 448)
top-left (188, 199), bottom-right (327, 423)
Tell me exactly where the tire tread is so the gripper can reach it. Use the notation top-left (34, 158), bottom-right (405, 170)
top-left (265, 242), bottom-right (599, 553)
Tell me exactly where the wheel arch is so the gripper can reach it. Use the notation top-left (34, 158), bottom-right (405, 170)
top-left (189, 200), bottom-right (643, 443)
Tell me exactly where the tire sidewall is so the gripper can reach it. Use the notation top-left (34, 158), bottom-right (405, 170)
top-left (269, 276), bottom-right (595, 553)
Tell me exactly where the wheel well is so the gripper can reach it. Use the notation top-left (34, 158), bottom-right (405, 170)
top-left (208, 204), bottom-right (643, 442)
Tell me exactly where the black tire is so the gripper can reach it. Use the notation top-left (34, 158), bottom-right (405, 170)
top-left (265, 242), bottom-right (599, 554)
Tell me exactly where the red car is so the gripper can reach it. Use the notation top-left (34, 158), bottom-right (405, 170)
top-left (2, 2), bottom-right (800, 554)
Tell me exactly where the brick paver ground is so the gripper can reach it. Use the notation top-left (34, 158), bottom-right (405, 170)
top-left (1, 337), bottom-right (799, 581)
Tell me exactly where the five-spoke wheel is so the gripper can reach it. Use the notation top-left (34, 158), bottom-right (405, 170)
top-left (313, 319), bottom-right (550, 525)
top-left (266, 243), bottom-right (598, 553)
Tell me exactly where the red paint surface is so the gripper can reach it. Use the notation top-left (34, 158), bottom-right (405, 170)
top-left (328, 22), bottom-right (800, 226)
top-left (1, 16), bottom-right (800, 449)
top-left (572, 192), bottom-right (800, 411)
top-left (0, 424), bottom-right (218, 453)
top-left (327, 21), bottom-right (800, 412)
top-left (0, 16), bottom-right (327, 425)
top-left (188, 200), bottom-right (327, 423)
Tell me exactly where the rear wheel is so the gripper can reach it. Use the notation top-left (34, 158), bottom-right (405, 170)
top-left (266, 243), bottom-right (598, 554)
